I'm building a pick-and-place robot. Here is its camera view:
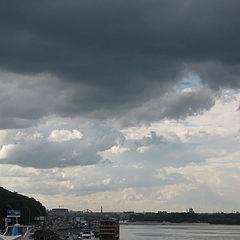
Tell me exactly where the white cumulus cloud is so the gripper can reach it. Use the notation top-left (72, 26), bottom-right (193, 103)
top-left (48, 129), bottom-right (83, 142)
top-left (0, 144), bottom-right (16, 159)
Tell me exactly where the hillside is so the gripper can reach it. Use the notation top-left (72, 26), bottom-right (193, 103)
top-left (0, 187), bottom-right (46, 229)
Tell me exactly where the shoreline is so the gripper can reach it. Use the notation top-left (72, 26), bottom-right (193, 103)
top-left (120, 221), bottom-right (240, 226)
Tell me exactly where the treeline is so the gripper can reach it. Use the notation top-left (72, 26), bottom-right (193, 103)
top-left (130, 212), bottom-right (240, 225)
top-left (0, 186), bottom-right (46, 229)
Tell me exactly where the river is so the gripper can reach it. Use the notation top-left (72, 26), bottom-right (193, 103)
top-left (120, 223), bottom-right (240, 240)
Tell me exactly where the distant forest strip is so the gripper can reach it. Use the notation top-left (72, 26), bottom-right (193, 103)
top-left (130, 212), bottom-right (240, 225)
top-left (0, 187), bottom-right (46, 229)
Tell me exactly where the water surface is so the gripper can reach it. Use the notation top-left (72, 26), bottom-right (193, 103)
top-left (120, 223), bottom-right (240, 240)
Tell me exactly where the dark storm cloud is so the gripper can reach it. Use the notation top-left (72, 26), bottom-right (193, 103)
top-left (117, 87), bottom-right (215, 127)
top-left (0, 0), bottom-right (239, 124)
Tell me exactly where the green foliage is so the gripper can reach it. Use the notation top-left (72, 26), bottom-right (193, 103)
top-left (131, 212), bottom-right (240, 225)
top-left (0, 187), bottom-right (46, 229)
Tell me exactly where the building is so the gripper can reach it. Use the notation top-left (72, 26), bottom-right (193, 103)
top-left (51, 208), bottom-right (69, 216)
top-left (33, 229), bottom-right (59, 240)
top-left (189, 208), bottom-right (194, 213)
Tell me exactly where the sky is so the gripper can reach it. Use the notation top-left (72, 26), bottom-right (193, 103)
top-left (0, 0), bottom-right (239, 213)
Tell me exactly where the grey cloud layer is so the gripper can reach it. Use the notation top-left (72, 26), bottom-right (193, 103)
top-left (117, 87), bottom-right (216, 127)
top-left (0, 0), bottom-right (239, 127)
top-left (0, 120), bottom-right (124, 168)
